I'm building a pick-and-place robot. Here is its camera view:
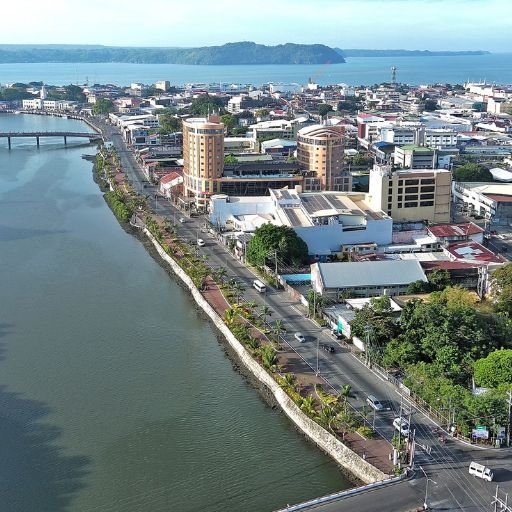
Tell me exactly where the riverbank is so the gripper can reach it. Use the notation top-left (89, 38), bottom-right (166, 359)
top-left (88, 141), bottom-right (391, 488)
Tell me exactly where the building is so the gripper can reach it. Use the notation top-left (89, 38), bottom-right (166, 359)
top-left (182, 114), bottom-right (225, 209)
top-left (427, 222), bottom-right (484, 245)
top-left (297, 124), bottom-right (351, 192)
top-left (394, 145), bottom-right (435, 169)
top-left (209, 189), bottom-right (392, 257)
top-left (368, 165), bottom-right (451, 223)
top-left (311, 260), bottom-right (428, 298)
top-left (155, 80), bottom-right (170, 92)
top-left (452, 182), bottom-right (512, 225)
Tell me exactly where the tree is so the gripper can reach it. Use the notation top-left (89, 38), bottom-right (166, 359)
top-left (188, 94), bottom-right (225, 116)
top-left (246, 223), bottom-right (308, 267)
top-left (423, 99), bottom-right (438, 111)
top-left (157, 108), bottom-right (181, 134)
top-left (427, 268), bottom-right (451, 291)
top-left (453, 162), bottom-right (493, 182)
top-left (224, 154), bottom-right (238, 164)
top-left (260, 344), bottom-right (278, 371)
top-left (474, 350), bottom-right (512, 387)
top-left (318, 104), bottom-right (333, 118)
top-left (220, 113), bottom-right (237, 132)
top-left (299, 395), bottom-right (317, 417)
top-left (92, 98), bottom-right (115, 115)
top-left (273, 319), bottom-right (286, 337)
top-left (490, 263), bottom-right (512, 315)
top-left (259, 304), bottom-right (272, 325)
top-left (255, 108), bottom-right (269, 119)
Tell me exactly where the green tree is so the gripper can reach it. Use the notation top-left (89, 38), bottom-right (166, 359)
top-left (157, 108), bottom-right (181, 134)
top-left (260, 344), bottom-right (278, 371)
top-left (299, 395), bottom-right (317, 417)
top-left (318, 104), bottom-right (333, 118)
top-left (224, 153), bottom-right (238, 164)
top-left (259, 304), bottom-right (272, 325)
top-left (92, 98), bottom-right (115, 115)
top-left (474, 350), bottom-right (512, 387)
top-left (490, 263), bottom-right (512, 315)
top-left (246, 223), bottom-right (308, 267)
top-left (220, 113), bottom-right (237, 132)
top-left (188, 94), bottom-right (225, 116)
top-left (453, 162), bottom-right (493, 182)
top-left (427, 268), bottom-right (451, 291)
top-left (423, 99), bottom-right (438, 111)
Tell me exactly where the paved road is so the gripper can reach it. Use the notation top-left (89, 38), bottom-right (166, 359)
top-left (96, 118), bottom-right (512, 512)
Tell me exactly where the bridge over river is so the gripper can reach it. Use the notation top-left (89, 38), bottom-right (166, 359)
top-left (0, 131), bottom-right (103, 149)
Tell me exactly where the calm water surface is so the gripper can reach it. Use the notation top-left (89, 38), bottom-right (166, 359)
top-left (0, 114), bottom-right (348, 512)
top-left (1, 53), bottom-right (512, 86)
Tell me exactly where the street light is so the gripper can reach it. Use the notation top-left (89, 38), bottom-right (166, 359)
top-left (419, 465), bottom-right (437, 511)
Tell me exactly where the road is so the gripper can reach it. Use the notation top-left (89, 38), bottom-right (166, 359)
top-left (96, 117), bottom-right (512, 511)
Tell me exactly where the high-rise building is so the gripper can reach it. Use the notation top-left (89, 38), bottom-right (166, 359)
top-left (297, 124), bottom-right (351, 191)
top-left (182, 114), bottom-right (225, 209)
top-left (368, 164), bottom-right (451, 223)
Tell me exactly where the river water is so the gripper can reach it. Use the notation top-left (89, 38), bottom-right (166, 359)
top-left (0, 113), bottom-right (348, 512)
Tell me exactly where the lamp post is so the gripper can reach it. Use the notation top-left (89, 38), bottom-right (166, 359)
top-left (316, 336), bottom-right (320, 376)
top-left (419, 465), bottom-right (436, 511)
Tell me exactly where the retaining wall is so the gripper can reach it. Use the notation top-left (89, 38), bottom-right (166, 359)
top-left (144, 228), bottom-right (387, 485)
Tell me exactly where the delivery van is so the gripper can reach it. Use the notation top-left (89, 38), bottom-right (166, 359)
top-left (469, 461), bottom-right (493, 482)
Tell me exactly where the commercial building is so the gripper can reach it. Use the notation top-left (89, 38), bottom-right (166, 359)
top-left (452, 182), bottom-right (512, 225)
top-left (368, 165), bottom-right (451, 223)
top-left (297, 124), bottom-right (352, 192)
top-left (182, 114), bottom-right (225, 209)
top-left (154, 80), bottom-right (170, 91)
top-left (394, 145), bottom-right (435, 169)
top-left (311, 260), bottom-right (427, 298)
top-left (209, 189), bottom-right (392, 256)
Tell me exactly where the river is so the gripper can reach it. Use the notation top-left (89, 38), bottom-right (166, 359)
top-left (1, 53), bottom-right (512, 86)
top-left (0, 113), bottom-right (348, 512)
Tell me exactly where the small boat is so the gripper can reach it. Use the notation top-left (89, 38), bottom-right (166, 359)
top-left (13, 110), bottom-right (21, 114)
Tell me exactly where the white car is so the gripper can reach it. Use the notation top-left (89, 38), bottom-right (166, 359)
top-left (179, 217), bottom-right (186, 223)
top-left (197, 238), bottom-right (206, 247)
top-left (294, 332), bottom-right (306, 343)
top-left (393, 417), bottom-right (410, 436)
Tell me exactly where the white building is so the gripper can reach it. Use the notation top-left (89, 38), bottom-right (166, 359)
top-left (209, 189), bottom-right (392, 256)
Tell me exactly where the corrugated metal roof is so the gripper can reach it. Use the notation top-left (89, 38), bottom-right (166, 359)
top-left (317, 261), bottom-right (427, 289)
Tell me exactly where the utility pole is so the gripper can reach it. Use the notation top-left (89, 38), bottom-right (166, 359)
top-left (316, 337), bottom-right (320, 376)
top-left (492, 485), bottom-right (511, 512)
top-left (507, 390), bottom-right (512, 447)
top-left (274, 249), bottom-right (278, 277)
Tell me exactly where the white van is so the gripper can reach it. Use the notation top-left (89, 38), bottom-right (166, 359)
top-left (253, 279), bottom-right (266, 293)
top-left (469, 462), bottom-right (494, 482)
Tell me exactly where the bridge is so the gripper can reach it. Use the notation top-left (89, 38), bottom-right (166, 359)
top-left (0, 131), bottom-right (103, 149)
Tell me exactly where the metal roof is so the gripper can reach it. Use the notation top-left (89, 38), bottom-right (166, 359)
top-left (317, 261), bottom-right (427, 289)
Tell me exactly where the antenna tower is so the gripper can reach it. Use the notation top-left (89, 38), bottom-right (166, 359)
top-left (391, 66), bottom-right (397, 87)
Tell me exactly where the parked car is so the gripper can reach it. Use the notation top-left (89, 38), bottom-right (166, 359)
top-left (294, 332), bottom-right (306, 343)
top-left (197, 238), bottom-right (206, 247)
top-left (179, 217), bottom-right (186, 223)
top-left (393, 417), bottom-right (410, 436)
top-left (321, 343), bottom-right (335, 353)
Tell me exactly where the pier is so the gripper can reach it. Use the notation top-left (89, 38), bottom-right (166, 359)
top-left (0, 131), bottom-right (103, 149)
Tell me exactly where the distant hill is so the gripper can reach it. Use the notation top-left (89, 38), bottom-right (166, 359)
top-left (335, 48), bottom-right (490, 57)
top-left (0, 42), bottom-right (345, 65)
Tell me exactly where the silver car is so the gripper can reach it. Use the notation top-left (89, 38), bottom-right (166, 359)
top-left (294, 332), bottom-right (306, 343)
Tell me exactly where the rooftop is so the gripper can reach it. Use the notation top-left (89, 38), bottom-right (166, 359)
top-left (316, 260), bottom-right (427, 289)
top-left (445, 241), bottom-right (505, 264)
top-left (428, 223), bottom-right (484, 238)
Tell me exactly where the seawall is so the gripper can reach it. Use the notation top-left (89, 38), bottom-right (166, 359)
top-left (143, 227), bottom-right (387, 485)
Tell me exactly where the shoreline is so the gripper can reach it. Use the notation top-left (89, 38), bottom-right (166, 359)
top-left (89, 144), bottom-right (386, 487)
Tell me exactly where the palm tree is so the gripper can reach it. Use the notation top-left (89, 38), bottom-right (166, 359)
top-left (231, 280), bottom-right (245, 304)
top-left (259, 305), bottom-right (272, 325)
top-left (299, 395), bottom-right (317, 418)
top-left (213, 267), bottom-right (228, 285)
top-left (339, 384), bottom-right (352, 413)
top-left (273, 319), bottom-right (286, 338)
top-left (318, 405), bottom-right (337, 431)
top-left (224, 308), bottom-right (237, 327)
top-left (260, 344), bottom-right (278, 372)
top-left (280, 372), bottom-right (296, 393)
top-left (335, 410), bottom-right (356, 440)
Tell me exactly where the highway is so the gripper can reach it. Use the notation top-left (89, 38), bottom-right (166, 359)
top-left (96, 117), bottom-right (512, 512)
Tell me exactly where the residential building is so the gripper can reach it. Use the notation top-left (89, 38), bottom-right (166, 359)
top-left (368, 165), bottom-right (451, 223)
top-left (182, 114), bottom-right (225, 209)
top-left (311, 260), bottom-right (428, 298)
top-left (394, 145), bottom-right (435, 169)
top-left (427, 222), bottom-right (484, 245)
top-left (297, 124), bottom-right (351, 192)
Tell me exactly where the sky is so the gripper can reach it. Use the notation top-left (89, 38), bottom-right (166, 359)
top-left (1, 0), bottom-right (511, 52)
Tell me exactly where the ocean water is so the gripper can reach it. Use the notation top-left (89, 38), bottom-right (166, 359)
top-left (0, 53), bottom-right (512, 87)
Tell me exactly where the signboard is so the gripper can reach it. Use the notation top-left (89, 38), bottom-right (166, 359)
top-left (472, 428), bottom-right (489, 439)
top-left (497, 426), bottom-right (506, 440)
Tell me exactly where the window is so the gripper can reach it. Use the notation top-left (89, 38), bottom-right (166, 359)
top-left (405, 186), bottom-right (418, 193)
top-left (397, 195), bottom-right (403, 201)
top-left (405, 179), bottom-right (419, 185)
top-left (420, 201), bottom-right (434, 207)
top-left (405, 194), bottom-right (418, 201)
top-left (421, 178), bottom-right (435, 184)
top-left (404, 201), bottom-right (418, 208)
top-left (421, 193), bottom-right (435, 199)
top-left (397, 187), bottom-right (403, 194)
top-left (421, 186), bottom-right (435, 193)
